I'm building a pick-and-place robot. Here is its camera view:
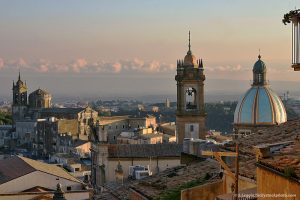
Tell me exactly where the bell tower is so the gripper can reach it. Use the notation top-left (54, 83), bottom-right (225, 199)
top-left (175, 32), bottom-right (206, 143)
top-left (12, 71), bottom-right (28, 121)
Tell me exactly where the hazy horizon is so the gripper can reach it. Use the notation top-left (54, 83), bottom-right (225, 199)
top-left (1, 77), bottom-right (300, 103)
top-left (1, 0), bottom-right (300, 102)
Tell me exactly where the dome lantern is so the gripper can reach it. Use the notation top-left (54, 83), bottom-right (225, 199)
top-left (252, 54), bottom-right (267, 86)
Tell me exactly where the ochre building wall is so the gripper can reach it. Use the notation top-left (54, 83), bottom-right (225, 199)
top-left (181, 180), bottom-right (224, 200)
top-left (257, 167), bottom-right (300, 200)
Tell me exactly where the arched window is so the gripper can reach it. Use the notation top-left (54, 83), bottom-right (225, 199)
top-left (185, 87), bottom-right (197, 110)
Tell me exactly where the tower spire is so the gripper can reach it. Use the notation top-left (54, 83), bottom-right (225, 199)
top-left (18, 69), bottom-right (21, 81)
top-left (188, 31), bottom-right (191, 54)
top-left (258, 49), bottom-right (261, 60)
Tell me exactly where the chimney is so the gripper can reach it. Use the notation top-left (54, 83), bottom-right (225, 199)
top-left (254, 144), bottom-right (270, 161)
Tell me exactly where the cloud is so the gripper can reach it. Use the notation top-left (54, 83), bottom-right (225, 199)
top-left (206, 64), bottom-right (244, 72)
top-left (0, 58), bottom-right (4, 70)
top-left (72, 58), bottom-right (88, 73)
top-left (112, 62), bottom-right (122, 73)
top-left (0, 57), bottom-right (175, 74)
top-left (37, 64), bottom-right (49, 73)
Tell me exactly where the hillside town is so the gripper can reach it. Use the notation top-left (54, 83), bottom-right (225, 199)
top-left (0, 2), bottom-right (300, 200)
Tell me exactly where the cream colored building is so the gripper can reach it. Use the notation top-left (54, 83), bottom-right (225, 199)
top-left (91, 143), bottom-right (182, 189)
top-left (97, 115), bottom-right (157, 144)
top-left (73, 140), bottom-right (91, 157)
top-left (0, 156), bottom-right (90, 200)
top-left (117, 133), bottom-right (163, 144)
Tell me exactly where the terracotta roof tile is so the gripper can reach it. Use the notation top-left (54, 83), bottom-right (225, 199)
top-left (108, 144), bottom-right (182, 158)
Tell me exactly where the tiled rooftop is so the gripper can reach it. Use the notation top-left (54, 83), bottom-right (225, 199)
top-left (225, 118), bottom-right (300, 180)
top-left (108, 143), bottom-right (182, 158)
top-left (257, 137), bottom-right (300, 181)
top-left (130, 159), bottom-right (220, 198)
top-left (98, 116), bottom-right (129, 125)
top-left (40, 107), bottom-right (85, 114)
top-left (96, 118), bottom-right (300, 199)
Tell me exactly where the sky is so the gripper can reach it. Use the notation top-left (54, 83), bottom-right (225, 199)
top-left (0, 0), bottom-right (299, 100)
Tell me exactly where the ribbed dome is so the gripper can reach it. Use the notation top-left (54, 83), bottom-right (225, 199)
top-left (234, 86), bottom-right (287, 125)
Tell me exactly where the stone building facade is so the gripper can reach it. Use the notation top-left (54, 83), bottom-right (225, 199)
top-left (29, 89), bottom-right (52, 109)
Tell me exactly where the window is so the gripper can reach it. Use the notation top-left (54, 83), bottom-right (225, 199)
top-left (116, 125), bottom-right (118, 129)
top-left (190, 125), bottom-right (194, 132)
top-left (258, 74), bottom-right (262, 82)
top-left (67, 186), bottom-right (71, 191)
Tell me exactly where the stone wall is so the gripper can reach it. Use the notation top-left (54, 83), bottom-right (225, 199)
top-left (58, 119), bottom-right (78, 136)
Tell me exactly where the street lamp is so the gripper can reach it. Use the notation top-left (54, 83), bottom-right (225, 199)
top-left (283, 9), bottom-right (300, 71)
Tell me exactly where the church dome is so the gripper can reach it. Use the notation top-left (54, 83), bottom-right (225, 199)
top-left (30, 89), bottom-right (50, 96)
top-left (184, 53), bottom-right (197, 66)
top-left (234, 86), bottom-right (287, 125)
top-left (29, 88), bottom-right (52, 109)
top-left (234, 55), bottom-right (286, 127)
